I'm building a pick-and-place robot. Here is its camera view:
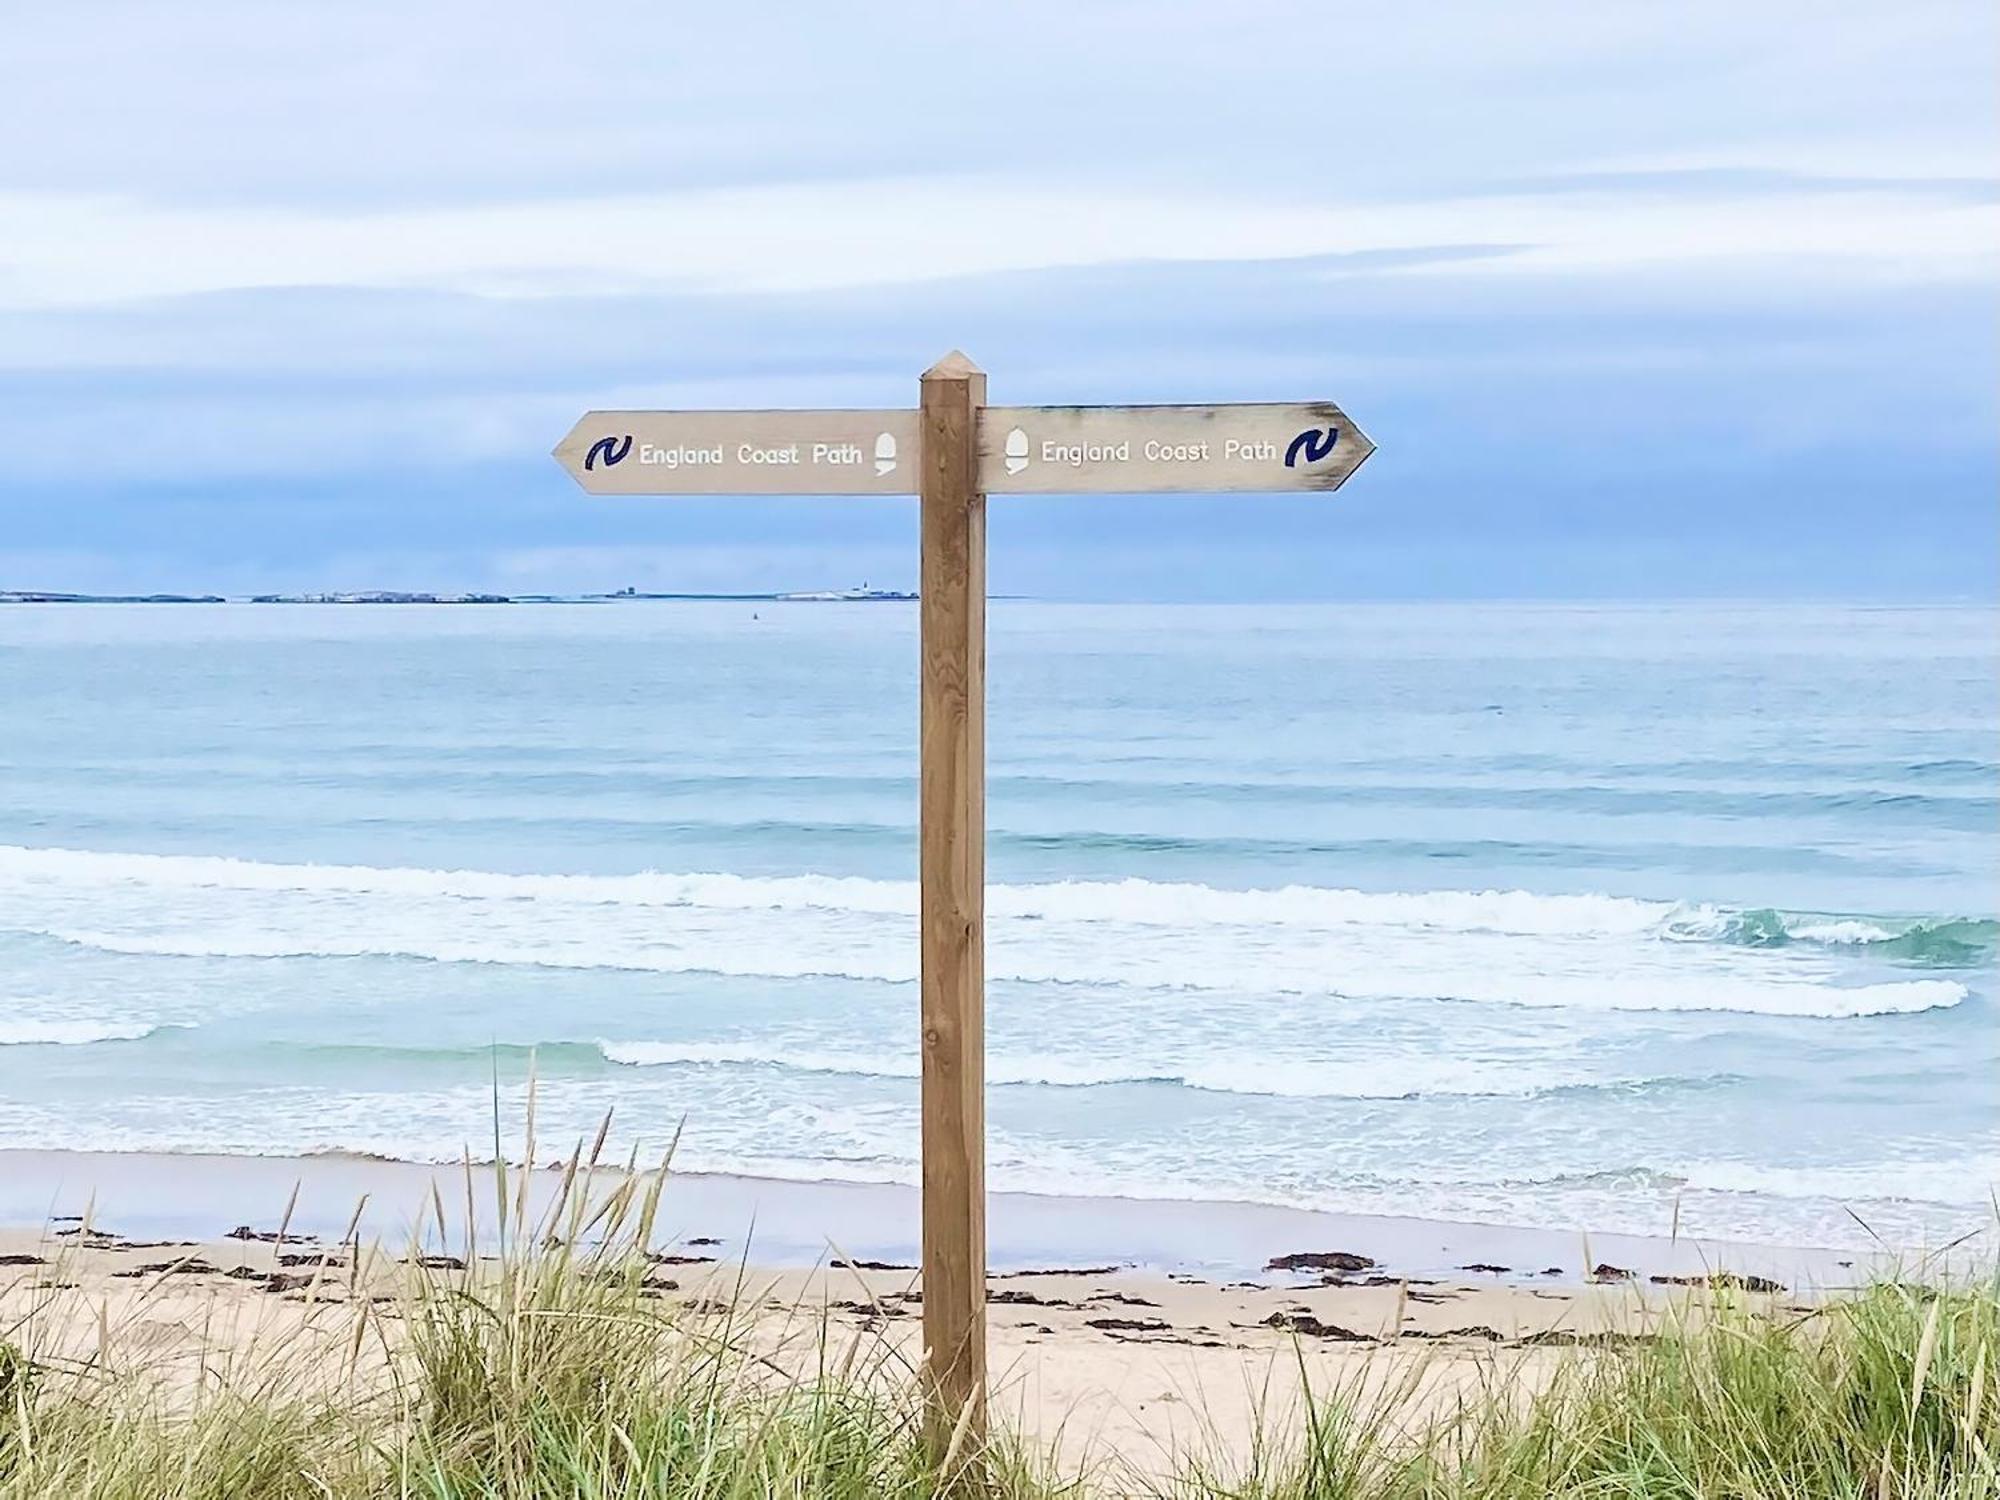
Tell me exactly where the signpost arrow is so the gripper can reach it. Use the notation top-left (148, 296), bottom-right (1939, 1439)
top-left (554, 410), bottom-right (922, 494)
top-left (555, 403), bottom-right (1373, 498)
top-left (981, 402), bottom-right (1373, 493)
top-left (556, 359), bottom-right (1374, 1478)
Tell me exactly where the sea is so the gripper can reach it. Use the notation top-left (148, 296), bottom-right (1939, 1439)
top-left (0, 601), bottom-right (1993, 1251)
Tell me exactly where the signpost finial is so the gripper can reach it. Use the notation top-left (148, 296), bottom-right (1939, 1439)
top-left (924, 350), bottom-right (982, 381)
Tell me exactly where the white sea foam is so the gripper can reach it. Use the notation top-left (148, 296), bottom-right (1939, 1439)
top-left (36, 923), bottom-right (1968, 1018)
top-left (1, 844), bottom-right (1973, 1019)
top-left (1786, 920), bottom-right (1899, 944)
top-left (0, 1089), bottom-right (1987, 1251)
top-left (1666, 1154), bottom-right (2000, 1209)
top-left (0, 844), bottom-right (1679, 934)
top-left (0, 1020), bottom-right (160, 1046)
top-left (595, 1040), bottom-right (1653, 1099)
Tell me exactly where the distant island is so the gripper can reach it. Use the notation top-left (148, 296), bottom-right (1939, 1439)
top-left (0, 586), bottom-right (918, 605)
top-left (0, 590), bottom-right (230, 604)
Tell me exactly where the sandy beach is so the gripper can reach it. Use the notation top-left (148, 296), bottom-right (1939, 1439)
top-left (0, 1217), bottom-right (1811, 1474)
top-left (1, 1146), bottom-right (1936, 1474)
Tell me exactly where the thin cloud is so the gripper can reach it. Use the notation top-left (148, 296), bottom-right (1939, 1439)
top-left (4, 174), bottom-right (1994, 311)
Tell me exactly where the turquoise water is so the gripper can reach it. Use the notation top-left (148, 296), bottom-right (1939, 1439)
top-left (0, 601), bottom-right (1993, 1249)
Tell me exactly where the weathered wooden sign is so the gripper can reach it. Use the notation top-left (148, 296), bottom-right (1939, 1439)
top-left (555, 403), bottom-right (1373, 497)
top-left (556, 358), bottom-right (1374, 1474)
top-left (555, 410), bottom-right (922, 494)
top-left (979, 402), bottom-right (1372, 493)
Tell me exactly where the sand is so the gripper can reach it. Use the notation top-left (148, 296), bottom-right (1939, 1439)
top-left (0, 1146), bottom-right (1897, 1474)
top-left (0, 1222), bottom-right (1803, 1475)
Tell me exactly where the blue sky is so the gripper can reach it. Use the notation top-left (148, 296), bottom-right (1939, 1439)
top-left (1, 1), bottom-right (1993, 599)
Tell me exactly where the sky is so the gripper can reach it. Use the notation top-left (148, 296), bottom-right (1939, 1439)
top-left (1, 1), bottom-right (1994, 600)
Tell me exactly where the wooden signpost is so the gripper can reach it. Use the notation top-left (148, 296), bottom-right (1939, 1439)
top-left (556, 354), bottom-right (1374, 1465)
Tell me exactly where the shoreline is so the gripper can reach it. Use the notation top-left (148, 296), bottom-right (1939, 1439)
top-left (0, 1146), bottom-right (1948, 1291)
top-left (6, 1146), bottom-right (1964, 1473)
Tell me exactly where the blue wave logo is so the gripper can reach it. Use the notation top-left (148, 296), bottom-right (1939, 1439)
top-left (1285, 427), bottom-right (1339, 468)
top-left (584, 434), bottom-right (633, 470)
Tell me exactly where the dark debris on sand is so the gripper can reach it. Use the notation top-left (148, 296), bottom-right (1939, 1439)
top-left (1649, 1271), bottom-right (1786, 1293)
top-left (113, 1259), bottom-right (224, 1279)
top-left (1260, 1311), bottom-right (1373, 1341)
top-left (990, 1288), bottom-right (1082, 1309)
top-left (1267, 1250), bottom-right (1378, 1274)
top-left (224, 1225), bottom-right (315, 1244)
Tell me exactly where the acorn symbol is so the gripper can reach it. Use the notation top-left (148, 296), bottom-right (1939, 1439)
top-left (874, 432), bottom-right (897, 476)
top-left (1004, 427), bottom-right (1030, 476)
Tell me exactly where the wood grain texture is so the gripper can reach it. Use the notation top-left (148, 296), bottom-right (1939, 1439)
top-left (918, 351), bottom-right (988, 1465)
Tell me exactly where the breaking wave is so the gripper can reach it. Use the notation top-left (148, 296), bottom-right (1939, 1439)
top-left (0, 845), bottom-right (1981, 1020)
top-left (595, 1040), bottom-right (1721, 1099)
top-left (0, 1019), bottom-right (164, 1046)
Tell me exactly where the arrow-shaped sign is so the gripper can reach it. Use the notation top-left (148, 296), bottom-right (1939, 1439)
top-left (554, 410), bottom-right (922, 495)
top-left (556, 402), bottom-right (1373, 496)
top-left (978, 402), bottom-right (1373, 493)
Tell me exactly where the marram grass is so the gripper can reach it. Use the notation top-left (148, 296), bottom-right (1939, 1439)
top-left (1, 1134), bottom-right (1993, 1497)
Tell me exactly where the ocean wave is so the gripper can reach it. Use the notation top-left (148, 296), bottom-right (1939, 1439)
top-left (4, 844), bottom-right (1986, 956)
top-left (1695, 909), bottom-right (1996, 965)
top-left (594, 1040), bottom-right (1714, 1100)
top-left (1271, 1156), bottom-right (2000, 1211)
top-left (1864, 919), bottom-right (2000, 966)
top-left (0, 1019), bottom-right (163, 1046)
top-left (35, 925), bottom-right (1970, 1018)
top-left (59, 1030), bottom-right (1714, 1104)
top-left (0, 1106), bottom-right (1987, 1246)
top-left (0, 844), bottom-right (1683, 934)
top-left (1665, 1155), bottom-right (2000, 1209)
top-left (1, 844), bottom-right (1984, 1020)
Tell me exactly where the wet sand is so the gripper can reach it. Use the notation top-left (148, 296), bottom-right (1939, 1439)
top-left (0, 1146), bottom-right (1884, 1289)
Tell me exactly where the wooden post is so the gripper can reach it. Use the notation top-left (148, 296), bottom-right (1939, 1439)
top-left (552, 368), bottom-right (1374, 1479)
top-left (918, 351), bottom-right (987, 1465)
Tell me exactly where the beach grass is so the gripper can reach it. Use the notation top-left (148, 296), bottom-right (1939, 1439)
top-left (2, 1114), bottom-right (1993, 1497)
top-left (1374, 1279), bottom-right (1998, 1500)
top-left (3, 1238), bottom-right (1994, 1496)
